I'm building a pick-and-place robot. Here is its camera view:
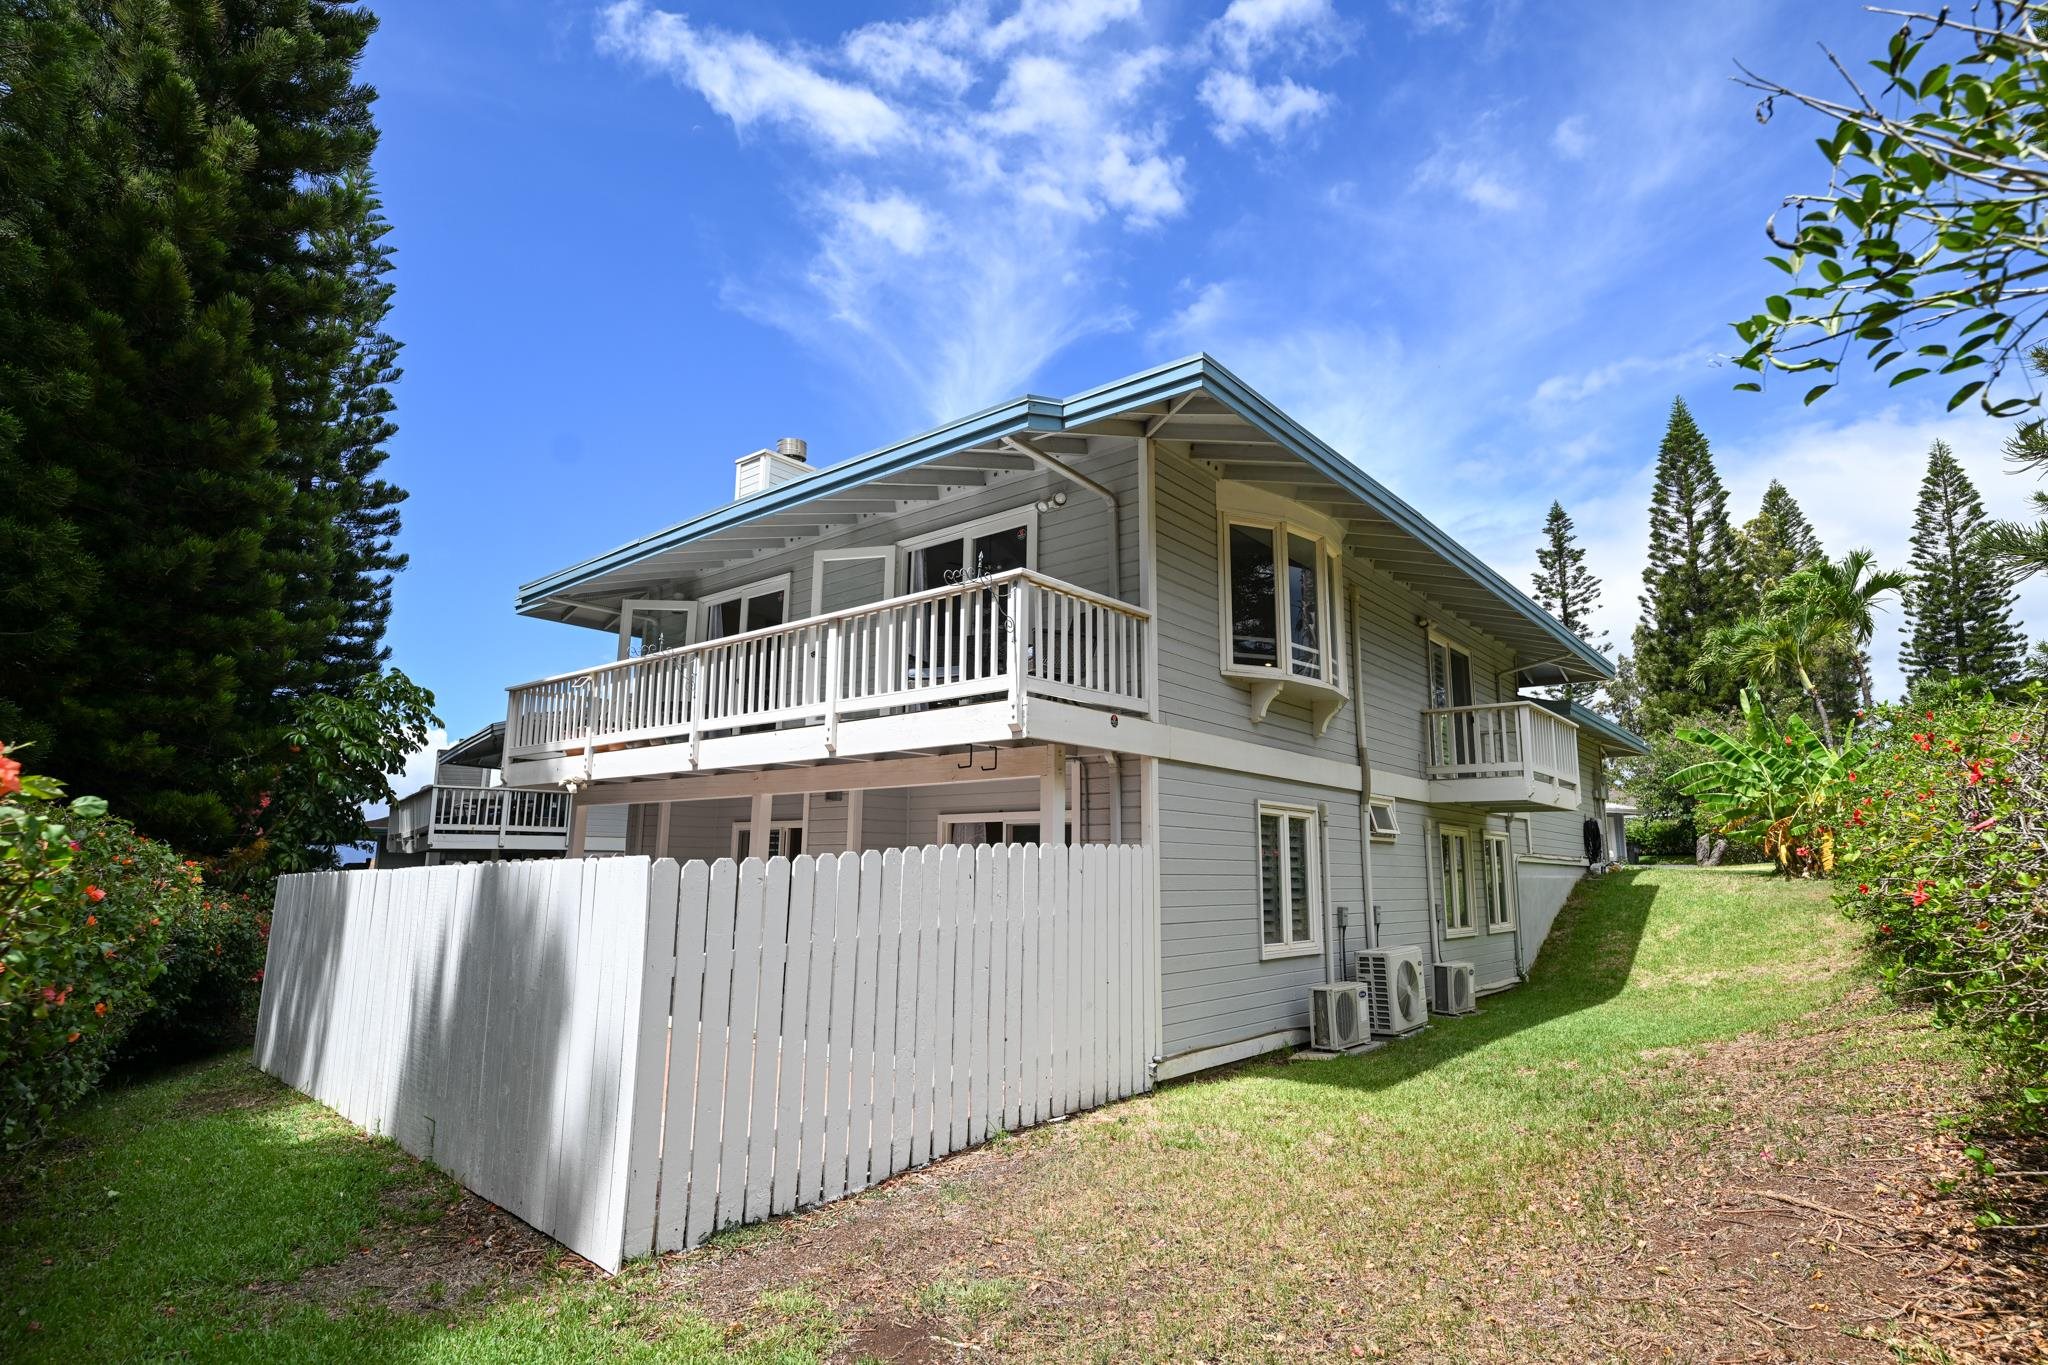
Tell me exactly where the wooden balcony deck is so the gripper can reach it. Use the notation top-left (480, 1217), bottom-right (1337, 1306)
top-left (386, 785), bottom-right (572, 854)
top-left (503, 570), bottom-right (1150, 786)
top-left (1422, 700), bottom-right (1582, 813)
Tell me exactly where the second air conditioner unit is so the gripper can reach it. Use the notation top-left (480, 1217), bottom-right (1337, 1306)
top-left (1308, 982), bottom-right (1374, 1052)
top-left (1355, 947), bottom-right (1428, 1036)
top-left (1433, 960), bottom-right (1477, 1016)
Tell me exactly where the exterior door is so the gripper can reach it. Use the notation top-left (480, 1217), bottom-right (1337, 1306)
top-left (1428, 636), bottom-right (1475, 765)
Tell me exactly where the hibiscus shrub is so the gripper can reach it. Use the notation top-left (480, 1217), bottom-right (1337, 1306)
top-left (1834, 696), bottom-right (2048, 1128)
top-left (1, 747), bottom-right (177, 1155)
top-left (121, 874), bottom-right (272, 1066)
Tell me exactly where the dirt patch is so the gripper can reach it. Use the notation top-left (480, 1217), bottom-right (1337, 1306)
top-left (1559, 1003), bottom-right (2048, 1363)
top-left (250, 1173), bottom-right (595, 1319)
top-left (649, 1130), bottom-right (1099, 1360)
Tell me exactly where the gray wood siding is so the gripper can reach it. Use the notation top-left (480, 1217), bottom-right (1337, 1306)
top-left (1156, 760), bottom-right (1362, 1060)
top-left (1513, 732), bottom-right (1609, 963)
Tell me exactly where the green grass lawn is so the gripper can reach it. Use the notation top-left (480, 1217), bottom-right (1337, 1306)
top-left (0, 867), bottom-right (1987, 1362)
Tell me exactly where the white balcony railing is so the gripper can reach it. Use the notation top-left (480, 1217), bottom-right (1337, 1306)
top-left (1423, 701), bottom-right (1581, 800)
top-left (505, 569), bottom-right (1149, 763)
top-left (387, 785), bottom-right (571, 853)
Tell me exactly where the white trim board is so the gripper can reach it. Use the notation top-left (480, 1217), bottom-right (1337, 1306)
top-left (1154, 1028), bottom-right (1306, 1082)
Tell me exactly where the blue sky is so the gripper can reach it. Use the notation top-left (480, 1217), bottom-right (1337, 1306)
top-left (362, 0), bottom-right (2048, 789)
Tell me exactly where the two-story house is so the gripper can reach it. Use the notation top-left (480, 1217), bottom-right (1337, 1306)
top-left (500, 356), bottom-right (1645, 1079)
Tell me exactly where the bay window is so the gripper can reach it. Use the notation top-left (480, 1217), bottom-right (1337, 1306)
top-left (1225, 516), bottom-right (1340, 686)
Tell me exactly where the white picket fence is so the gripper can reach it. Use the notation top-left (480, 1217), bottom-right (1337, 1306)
top-left (253, 844), bottom-right (1155, 1271)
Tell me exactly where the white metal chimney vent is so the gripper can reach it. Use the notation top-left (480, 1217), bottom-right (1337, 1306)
top-left (734, 437), bottom-right (818, 500)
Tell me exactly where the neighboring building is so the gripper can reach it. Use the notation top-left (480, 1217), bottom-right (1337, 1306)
top-left (499, 356), bottom-right (1646, 1078)
top-left (372, 723), bottom-right (626, 868)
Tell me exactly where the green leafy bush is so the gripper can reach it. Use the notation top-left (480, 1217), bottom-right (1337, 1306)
top-left (122, 876), bottom-right (271, 1066)
top-left (2, 744), bottom-right (272, 1155)
top-left (1626, 815), bottom-right (1697, 859)
top-left (1677, 688), bottom-right (1868, 876)
top-left (1834, 695), bottom-right (2048, 1127)
top-left (1, 747), bottom-right (175, 1154)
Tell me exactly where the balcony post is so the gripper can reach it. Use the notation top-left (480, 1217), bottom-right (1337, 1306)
top-left (687, 654), bottom-right (703, 770)
top-left (497, 787), bottom-right (510, 849)
top-left (823, 618), bottom-right (842, 755)
top-left (1008, 580), bottom-right (1029, 736)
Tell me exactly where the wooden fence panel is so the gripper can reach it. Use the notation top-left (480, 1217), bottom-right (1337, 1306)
top-left (256, 844), bottom-right (1155, 1270)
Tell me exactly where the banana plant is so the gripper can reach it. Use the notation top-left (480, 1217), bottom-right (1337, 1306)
top-left (1673, 688), bottom-right (1869, 875)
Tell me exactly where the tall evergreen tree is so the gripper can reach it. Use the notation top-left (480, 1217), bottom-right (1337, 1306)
top-left (1530, 502), bottom-right (1607, 701)
top-left (1739, 480), bottom-right (1824, 604)
top-left (1632, 397), bottom-right (1746, 722)
top-left (1901, 441), bottom-right (2027, 688)
top-left (0, 2), bottom-right (404, 849)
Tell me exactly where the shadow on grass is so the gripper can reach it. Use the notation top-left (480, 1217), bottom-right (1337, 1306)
top-left (1177, 868), bottom-right (1663, 1099)
top-left (0, 1056), bottom-right (505, 1363)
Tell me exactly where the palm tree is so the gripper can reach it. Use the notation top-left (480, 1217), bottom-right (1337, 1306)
top-left (1692, 549), bottom-right (1909, 746)
top-left (1798, 548), bottom-right (1913, 710)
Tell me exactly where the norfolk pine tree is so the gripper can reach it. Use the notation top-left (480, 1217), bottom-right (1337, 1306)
top-left (1530, 502), bottom-right (1606, 702)
top-left (1901, 442), bottom-right (2027, 689)
top-left (1631, 398), bottom-right (1747, 723)
top-left (0, 2), bottom-right (406, 849)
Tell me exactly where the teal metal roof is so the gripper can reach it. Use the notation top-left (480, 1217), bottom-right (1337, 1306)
top-left (518, 354), bottom-right (1615, 681)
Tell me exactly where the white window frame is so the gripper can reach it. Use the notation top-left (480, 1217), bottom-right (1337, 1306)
top-left (1434, 822), bottom-right (1478, 940)
top-left (701, 572), bottom-right (793, 638)
top-left (1217, 506), bottom-right (1345, 691)
top-left (934, 810), bottom-right (1074, 845)
top-left (731, 820), bottom-right (806, 859)
top-left (1256, 801), bottom-right (1323, 961)
top-left (1426, 628), bottom-right (1474, 708)
top-left (1366, 796), bottom-right (1400, 842)
top-left (809, 546), bottom-right (897, 617)
top-left (898, 508), bottom-right (1037, 588)
top-left (616, 598), bottom-right (697, 661)
top-left (1483, 830), bottom-right (1516, 933)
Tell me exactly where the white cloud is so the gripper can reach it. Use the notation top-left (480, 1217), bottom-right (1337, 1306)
top-left (843, 15), bottom-right (978, 96)
top-left (1421, 157), bottom-right (1524, 213)
top-left (598, 2), bottom-right (907, 154)
top-left (599, 0), bottom-right (1241, 420)
top-left (830, 187), bottom-right (932, 254)
top-left (1390, 0), bottom-right (1466, 32)
top-left (985, 0), bottom-right (1143, 52)
top-left (1532, 348), bottom-right (1715, 408)
top-left (1199, 69), bottom-right (1330, 144)
top-left (1210, 0), bottom-right (1341, 65)
top-left (1552, 114), bottom-right (1591, 160)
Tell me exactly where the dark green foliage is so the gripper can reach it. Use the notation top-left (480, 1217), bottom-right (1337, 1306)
top-left (1732, 10), bottom-right (2048, 417)
top-left (1530, 501), bottom-right (1606, 701)
top-left (1901, 442), bottom-right (2027, 690)
top-left (1630, 398), bottom-right (1747, 724)
top-left (0, 1), bottom-right (404, 853)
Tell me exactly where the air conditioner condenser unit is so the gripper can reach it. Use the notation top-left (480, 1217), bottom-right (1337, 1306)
top-left (1432, 960), bottom-right (1477, 1016)
top-left (1355, 947), bottom-right (1428, 1036)
top-left (1308, 982), bottom-right (1374, 1052)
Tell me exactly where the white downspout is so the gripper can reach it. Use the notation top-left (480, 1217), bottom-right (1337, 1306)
top-left (1351, 585), bottom-right (1379, 955)
top-left (1002, 435), bottom-right (1122, 600)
